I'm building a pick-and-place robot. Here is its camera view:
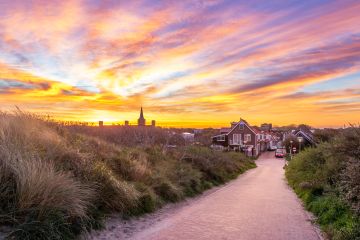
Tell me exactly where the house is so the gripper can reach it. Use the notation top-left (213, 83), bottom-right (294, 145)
top-left (293, 129), bottom-right (315, 147)
top-left (212, 119), bottom-right (260, 156)
top-left (252, 127), bottom-right (271, 152)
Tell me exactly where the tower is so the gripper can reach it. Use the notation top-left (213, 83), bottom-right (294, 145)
top-left (138, 107), bottom-right (146, 126)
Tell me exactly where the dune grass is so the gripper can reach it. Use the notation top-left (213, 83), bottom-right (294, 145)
top-left (0, 111), bottom-right (255, 239)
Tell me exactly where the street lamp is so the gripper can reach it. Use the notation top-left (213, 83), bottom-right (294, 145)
top-left (297, 137), bottom-right (303, 152)
top-left (290, 140), bottom-right (293, 159)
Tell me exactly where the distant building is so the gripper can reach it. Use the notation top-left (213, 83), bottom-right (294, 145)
top-left (99, 121), bottom-right (104, 127)
top-left (136, 107), bottom-right (156, 127)
top-left (260, 123), bottom-right (272, 131)
top-left (212, 119), bottom-right (280, 156)
top-left (181, 132), bottom-right (195, 142)
top-left (124, 120), bottom-right (129, 126)
top-left (138, 107), bottom-right (146, 126)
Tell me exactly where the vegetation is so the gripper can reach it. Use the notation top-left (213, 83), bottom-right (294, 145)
top-left (313, 128), bottom-right (340, 143)
top-left (0, 111), bottom-right (255, 239)
top-left (286, 126), bottom-right (360, 240)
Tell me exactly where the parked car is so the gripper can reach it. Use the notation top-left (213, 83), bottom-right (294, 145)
top-left (275, 149), bottom-right (286, 158)
top-left (269, 145), bottom-right (277, 151)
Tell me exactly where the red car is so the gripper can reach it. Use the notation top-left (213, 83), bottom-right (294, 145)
top-left (275, 149), bottom-right (286, 158)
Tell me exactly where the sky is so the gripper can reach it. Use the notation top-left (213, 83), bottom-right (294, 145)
top-left (0, 0), bottom-right (359, 128)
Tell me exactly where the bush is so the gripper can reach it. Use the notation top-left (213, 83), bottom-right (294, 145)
top-left (89, 161), bottom-right (139, 213)
top-left (183, 146), bottom-right (255, 184)
top-left (137, 188), bottom-right (158, 214)
top-left (286, 126), bottom-right (360, 239)
top-left (308, 196), bottom-right (359, 240)
top-left (340, 158), bottom-right (360, 216)
top-left (7, 210), bottom-right (76, 240)
top-left (153, 180), bottom-right (183, 203)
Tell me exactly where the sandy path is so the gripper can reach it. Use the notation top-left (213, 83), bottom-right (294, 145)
top-left (87, 152), bottom-right (322, 240)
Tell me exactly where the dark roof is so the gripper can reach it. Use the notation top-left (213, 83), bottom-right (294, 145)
top-left (294, 130), bottom-right (315, 144)
top-left (220, 128), bottom-right (231, 133)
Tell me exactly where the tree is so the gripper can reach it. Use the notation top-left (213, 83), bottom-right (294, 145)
top-left (297, 124), bottom-right (312, 133)
top-left (313, 128), bottom-right (339, 143)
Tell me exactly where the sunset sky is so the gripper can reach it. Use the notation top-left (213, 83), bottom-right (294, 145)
top-left (0, 0), bottom-right (359, 128)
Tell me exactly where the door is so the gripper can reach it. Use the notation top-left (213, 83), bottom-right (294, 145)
top-left (233, 134), bottom-right (241, 145)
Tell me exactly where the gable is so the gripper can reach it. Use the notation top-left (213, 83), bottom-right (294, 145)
top-left (227, 120), bottom-right (256, 136)
top-left (295, 131), bottom-right (315, 144)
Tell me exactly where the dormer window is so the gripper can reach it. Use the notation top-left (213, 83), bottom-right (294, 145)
top-left (239, 123), bottom-right (244, 130)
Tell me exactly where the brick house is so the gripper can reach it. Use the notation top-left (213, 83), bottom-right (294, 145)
top-left (212, 119), bottom-right (260, 156)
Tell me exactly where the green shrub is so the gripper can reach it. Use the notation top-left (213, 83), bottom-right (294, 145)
top-left (340, 158), bottom-right (360, 216)
top-left (138, 191), bottom-right (157, 213)
top-left (132, 184), bottom-right (158, 215)
top-left (89, 162), bottom-right (139, 213)
top-left (7, 210), bottom-right (75, 240)
top-left (308, 196), bottom-right (359, 240)
top-left (286, 128), bottom-right (360, 239)
top-left (182, 146), bottom-right (254, 185)
top-left (175, 165), bottom-right (203, 197)
top-left (153, 180), bottom-right (183, 203)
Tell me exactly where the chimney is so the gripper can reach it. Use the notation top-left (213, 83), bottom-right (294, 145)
top-left (125, 120), bottom-right (129, 126)
top-left (99, 121), bottom-right (104, 127)
top-left (151, 120), bottom-right (156, 127)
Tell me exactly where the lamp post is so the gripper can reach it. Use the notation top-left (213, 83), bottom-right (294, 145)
top-left (297, 137), bottom-right (303, 153)
top-left (290, 140), bottom-right (293, 160)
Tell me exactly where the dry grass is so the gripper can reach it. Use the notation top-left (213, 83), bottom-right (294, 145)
top-left (0, 111), bottom-right (139, 238)
top-left (0, 112), bottom-right (95, 222)
top-left (0, 111), bottom-right (255, 239)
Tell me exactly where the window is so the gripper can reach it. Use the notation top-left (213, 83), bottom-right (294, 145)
top-left (239, 123), bottom-right (244, 130)
top-left (217, 135), bottom-right (225, 141)
top-left (233, 134), bottom-right (241, 145)
top-left (244, 134), bottom-right (251, 142)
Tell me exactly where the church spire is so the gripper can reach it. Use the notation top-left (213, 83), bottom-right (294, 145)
top-left (140, 106), bottom-right (144, 119)
top-left (138, 106), bottom-right (146, 126)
